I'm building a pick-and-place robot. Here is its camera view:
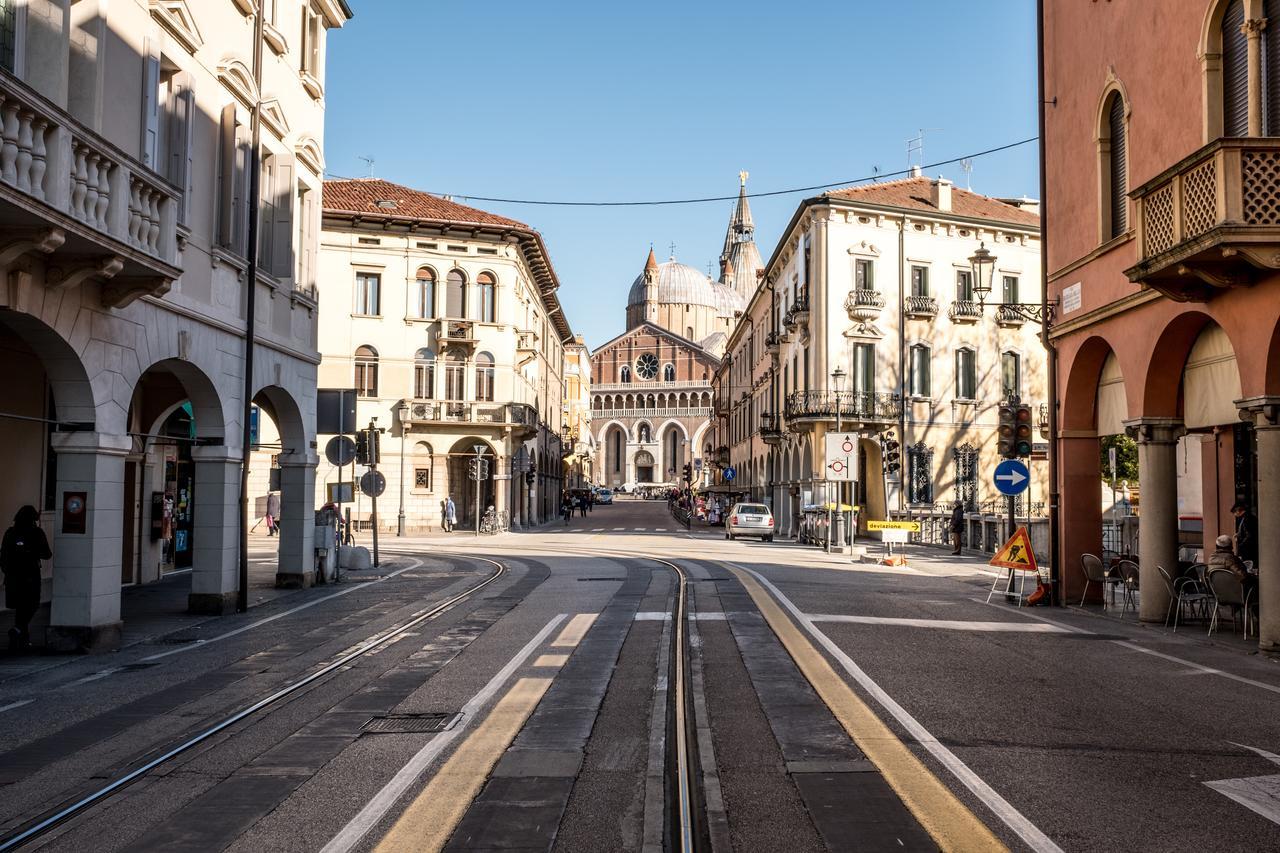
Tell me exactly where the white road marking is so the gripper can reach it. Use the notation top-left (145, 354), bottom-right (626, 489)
top-left (808, 614), bottom-right (1069, 632)
top-left (633, 528), bottom-right (646, 531)
top-left (138, 560), bottom-right (422, 662)
top-left (733, 563), bottom-right (1064, 853)
top-left (1205, 744), bottom-right (1280, 826)
top-left (613, 527), bottom-right (625, 531)
top-left (692, 612), bottom-right (727, 620)
top-left (320, 613), bottom-right (568, 853)
top-left (634, 612), bottom-right (671, 621)
top-left (0, 699), bottom-right (33, 714)
top-left (65, 669), bottom-right (119, 687)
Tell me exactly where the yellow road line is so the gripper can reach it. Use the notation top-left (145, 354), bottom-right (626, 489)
top-left (373, 677), bottom-right (552, 853)
top-left (729, 567), bottom-right (1007, 853)
top-left (551, 613), bottom-right (598, 647)
top-left (532, 653), bottom-right (568, 667)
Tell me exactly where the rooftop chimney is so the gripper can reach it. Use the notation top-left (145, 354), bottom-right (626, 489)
top-left (910, 165), bottom-right (922, 178)
top-left (930, 177), bottom-right (953, 212)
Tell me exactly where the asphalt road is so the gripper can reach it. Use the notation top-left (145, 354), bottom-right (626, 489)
top-left (1, 498), bottom-right (1278, 852)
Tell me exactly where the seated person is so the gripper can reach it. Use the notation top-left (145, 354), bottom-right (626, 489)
top-left (1207, 534), bottom-right (1258, 601)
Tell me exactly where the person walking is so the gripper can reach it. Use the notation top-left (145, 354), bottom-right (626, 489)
top-left (442, 496), bottom-right (457, 533)
top-left (949, 501), bottom-right (965, 556)
top-left (1232, 501), bottom-right (1258, 568)
top-left (265, 491), bottom-right (281, 537)
top-left (578, 494), bottom-right (588, 518)
top-left (562, 494), bottom-right (573, 525)
top-left (2, 506), bottom-right (51, 652)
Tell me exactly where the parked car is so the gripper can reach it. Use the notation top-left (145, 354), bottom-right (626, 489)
top-left (597, 489), bottom-right (614, 505)
top-left (726, 502), bottom-right (774, 542)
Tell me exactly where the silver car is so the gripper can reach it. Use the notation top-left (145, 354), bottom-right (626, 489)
top-left (726, 503), bottom-right (774, 542)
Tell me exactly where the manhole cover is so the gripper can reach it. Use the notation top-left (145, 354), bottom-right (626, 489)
top-left (362, 712), bottom-right (460, 734)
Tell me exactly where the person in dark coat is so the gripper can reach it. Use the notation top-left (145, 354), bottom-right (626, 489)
top-left (1232, 502), bottom-right (1258, 568)
top-left (2, 505), bottom-right (52, 652)
top-left (949, 502), bottom-right (965, 556)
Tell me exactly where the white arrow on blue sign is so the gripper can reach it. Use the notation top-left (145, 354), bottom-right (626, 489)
top-left (993, 459), bottom-right (1030, 496)
top-left (724, 467), bottom-right (736, 481)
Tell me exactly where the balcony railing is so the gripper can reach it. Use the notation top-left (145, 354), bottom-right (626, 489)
top-left (1127, 137), bottom-right (1280, 300)
top-left (440, 319), bottom-right (477, 346)
top-left (596, 406), bottom-right (712, 420)
top-left (904, 295), bottom-right (938, 318)
top-left (995, 304), bottom-right (1026, 327)
top-left (593, 379), bottom-right (710, 392)
top-left (784, 390), bottom-right (901, 425)
top-left (844, 289), bottom-right (885, 323)
top-left (404, 399), bottom-right (537, 428)
top-left (760, 412), bottom-right (783, 445)
top-left (0, 71), bottom-right (181, 307)
top-left (948, 300), bottom-right (982, 324)
top-left (764, 330), bottom-right (781, 352)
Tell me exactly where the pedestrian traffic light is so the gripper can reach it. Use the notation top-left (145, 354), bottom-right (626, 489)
top-left (1014, 404), bottom-right (1034, 457)
top-left (998, 403), bottom-right (1017, 459)
top-left (355, 431), bottom-right (369, 466)
top-left (884, 437), bottom-right (901, 475)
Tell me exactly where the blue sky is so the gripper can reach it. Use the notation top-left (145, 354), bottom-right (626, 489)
top-left (325, 1), bottom-right (1039, 349)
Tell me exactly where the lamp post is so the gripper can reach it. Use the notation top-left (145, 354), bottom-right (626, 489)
top-left (396, 401), bottom-right (409, 537)
top-left (829, 366), bottom-right (846, 554)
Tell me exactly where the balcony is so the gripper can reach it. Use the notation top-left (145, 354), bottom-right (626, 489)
top-left (904, 295), bottom-right (938, 319)
top-left (0, 72), bottom-right (181, 308)
top-left (439, 318), bottom-right (478, 348)
top-left (844, 289), bottom-right (884, 324)
top-left (404, 400), bottom-right (537, 433)
top-left (765, 330), bottom-right (780, 353)
top-left (948, 300), bottom-right (982, 324)
top-left (995, 304), bottom-right (1026, 328)
top-left (788, 295), bottom-right (810, 327)
top-left (783, 390), bottom-right (901, 431)
top-left (1127, 138), bottom-right (1280, 301)
top-left (760, 412), bottom-right (783, 445)
top-left (517, 329), bottom-right (538, 354)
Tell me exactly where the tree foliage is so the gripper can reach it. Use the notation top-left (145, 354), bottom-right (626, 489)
top-left (1100, 434), bottom-right (1139, 486)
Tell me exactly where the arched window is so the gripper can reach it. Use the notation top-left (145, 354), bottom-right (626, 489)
top-left (415, 268), bottom-right (436, 319)
top-left (475, 351), bottom-right (495, 402)
top-left (413, 347), bottom-right (435, 398)
top-left (663, 363), bottom-right (675, 382)
top-left (620, 364), bottom-right (631, 383)
top-left (1001, 351), bottom-right (1022, 400)
top-left (446, 269), bottom-right (466, 318)
top-left (955, 347), bottom-right (977, 401)
top-left (413, 441), bottom-right (434, 491)
top-left (478, 272), bottom-right (496, 323)
top-left (909, 344), bottom-right (932, 397)
top-left (443, 350), bottom-right (466, 401)
top-left (1223, 0), bottom-right (1249, 136)
top-left (637, 422), bottom-right (651, 443)
top-left (686, 326), bottom-right (694, 339)
top-left (1100, 90), bottom-right (1128, 241)
top-left (355, 345), bottom-right (379, 397)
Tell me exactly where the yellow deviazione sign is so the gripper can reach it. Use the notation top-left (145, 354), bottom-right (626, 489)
top-left (867, 520), bottom-right (921, 532)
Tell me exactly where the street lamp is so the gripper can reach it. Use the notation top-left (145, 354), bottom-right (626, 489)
top-left (968, 241), bottom-right (1058, 323)
top-left (828, 366), bottom-right (846, 554)
top-left (396, 401), bottom-right (409, 537)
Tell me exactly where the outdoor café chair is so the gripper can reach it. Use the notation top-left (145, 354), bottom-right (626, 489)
top-left (1080, 553), bottom-right (1122, 609)
top-left (1116, 559), bottom-right (1141, 614)
top-left (1206, 569), bottom-right (1252, 639)
top-left (1157, 565), bottom-right (1211, 631)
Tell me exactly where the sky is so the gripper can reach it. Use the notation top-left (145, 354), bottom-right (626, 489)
top-left (324, 1), bottom-right (1040, 350)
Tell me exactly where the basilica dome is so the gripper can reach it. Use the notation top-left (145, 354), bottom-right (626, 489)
top-left (627, 259), bottom-right (724, 310)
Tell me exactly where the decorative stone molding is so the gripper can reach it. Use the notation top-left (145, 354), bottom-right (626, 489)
top-left (47, 255), bottom-right (123, 292)
top-left (1122, 416), bottom-right (1185, 444)
top-left (149, 0), bottom-right (204, 54)
top-left (1236, 395), bottom-right (1280, 427)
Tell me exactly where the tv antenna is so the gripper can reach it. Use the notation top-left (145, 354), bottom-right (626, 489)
top-left (907, 128), bottom-right (943, 170)
top-left (960, 158), bottom-right (974, 189)
top-left (358, 155), bottom-right (375, 177)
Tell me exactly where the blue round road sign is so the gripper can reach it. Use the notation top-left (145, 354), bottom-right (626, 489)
top-left (993, 459), bottom-right (1031, 496)
top-left (724, 467), bottom-right (736, 481)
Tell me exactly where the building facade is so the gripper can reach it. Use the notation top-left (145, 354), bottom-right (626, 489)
top-left (562, 335), bottom-right (593, 490)
top-left (316, 179), bottom-right (573, 532)
top-left (1045, 0), bottom-right (1280, 646)
top-left (709, 175), bottom-right (1046, 540)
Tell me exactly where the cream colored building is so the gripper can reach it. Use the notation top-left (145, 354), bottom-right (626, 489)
top-left (562, 335), bottom-right (593, 489)
top-left (0, 0), bottom-right (349, 650)
top-left (710, 173), bottom-right (1047, 539)
top-left (316, 179), bottom-right (574, 531)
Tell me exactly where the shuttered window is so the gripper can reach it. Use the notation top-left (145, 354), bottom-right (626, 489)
top-left (1224, 0), bottom-right (1249, 136)
top-left (1108, 94), bottom-right (1128, 239)
top-left (1266, 0), bottom-right (1280, 133)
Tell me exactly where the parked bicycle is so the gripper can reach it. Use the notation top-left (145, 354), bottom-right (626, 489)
top-left (479, 506), bottom-right (507, 535)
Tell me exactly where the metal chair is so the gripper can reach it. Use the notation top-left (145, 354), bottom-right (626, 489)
top-left (1116, 560), bottom-right (1140, 614)
top-left (1206, 569), bottom-right (1250, 638)
top-left (1080, 553), bottom-right (1122, 609)
top-left (1156, 565), bottom-right (1211, 631)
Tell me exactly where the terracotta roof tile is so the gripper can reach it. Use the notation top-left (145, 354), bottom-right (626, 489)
top-left (322, 178), bottom-right (529, 229)
top-left (823, 177), bottom-right (1039, 227)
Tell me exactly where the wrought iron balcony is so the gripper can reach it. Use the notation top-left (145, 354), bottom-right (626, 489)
top-left (760, 412), bottom-right (783, 445)
top-left (783, 390), bottom-right (901, 428)
top-left (844, 289), bottom-right (885, 323)
top-left (948, 300), bottom-right (982, 324)
top-left (788, 295), bottom-right (810, 326)
top-left (439, 318), bottom-right (477, 347)
top-left (904, 295), bottom-right (938, 319)
top-left (995, 304), bottom-right (1027, 327)
top-left (1126, 138), bottom-right (1280, 301)
top-left (404, 399), bottom-right (536, 432)
top-left (0, 71), bottom-right (181, 307)
top-left (764, 330), bottom-right (781, 353)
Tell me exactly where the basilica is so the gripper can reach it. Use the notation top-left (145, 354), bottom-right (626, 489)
top-left (589, 176), bottom-right (761, 488)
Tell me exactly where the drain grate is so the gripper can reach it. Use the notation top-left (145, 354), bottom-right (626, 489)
top-left (362, 712), bottom-right (460, 734)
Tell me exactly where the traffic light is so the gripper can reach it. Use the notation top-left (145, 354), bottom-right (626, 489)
top-left (998, 403), bottom-right (1017, 459)
top-left (368, 428), bottom-right (381, 465)
top-left (884, 436), bottom-right (901, 476)
top-left (355, 431), bottom-right (370, 466)
top-left (682, 463), bottom-right (692, 482)
top-left (1014, 404), bottom-right (1034, 457)
top-left (524, 470), bottom-right (535, 485)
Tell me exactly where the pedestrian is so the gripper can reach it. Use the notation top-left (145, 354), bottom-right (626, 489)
top-left (442, 495), bottom-right (457, 533)
top-left (1208, 533), bottom-right (1257, 602)
top-left (2, 505), bottom-right (51, 652)
top-left (579, 494), bottom-right (588, 518)
top-left (950, 501), bottom-right (965, 556)
top-left (562, 496), bottom-right (573, 525)
top-left (1232, 501), bottom-right (1258, 568)
top-left (265, 491), bottom-right (281, 537)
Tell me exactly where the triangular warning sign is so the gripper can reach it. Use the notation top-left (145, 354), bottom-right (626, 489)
top-left (990, 526), bottom-right (1038, 572)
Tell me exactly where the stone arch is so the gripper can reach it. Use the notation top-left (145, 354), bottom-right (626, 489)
top-left (1142, 311), bottom-right (1241, 418)
top-left (1268, 314), bottom-right (1280, 395)
top-left (130, 357), bottom-right (228, 441)
top-left (1062, 335), bottom-right (1126, 433)
top-left (634, 420), bottom-right (653, 443)
top-left (0, 310), bottom-right (98, 427)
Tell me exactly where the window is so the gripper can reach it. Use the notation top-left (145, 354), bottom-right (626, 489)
top-left (216, 104), bottom-right (248, 253)
top-left (910, 265), bottom-right (929, 297)
top-left (1002, 275), bottom-right (1019, 304)
top-left (907, 443), bottom-right (934, 504)
top-left (475, 352), bottom-right (495, 402)
top-left (145, 59), bottom-right (194, 224)
top-left (300, 3), bottom-right (322, 77)
top-left (855, 259), bottom-right (874, 290)
top-left (954, 444), bottom-right (979, 511)
top-left (1223, 0), bottom-right (1248, 136)
top-left (620, 364), bottom-right (631, 383)
top-left (445, 269), bottom-right (466, 318)
top-left (909, 344), bottom-right (932, 397)
top-left (413, 348), bottom-right (435, 398)
top-left (296, 184), bottom-right (316, 293)
top-left (1101, 90), bottom-right (1128, 240)
top-left (0, 0), bottom-right (17, 73)
top-left (414, 468), bottom-right (432, 489)
top-left (355, 272), bottom-right (381, 315)
top-left (663, 363), bottom-right (676, 382)
top-left (258, 151), bottom-right (295, 277)
top-left (955, 270), bottom-right (973, 302)
top-left (354, 345), bottom-right (378, 398)
top-left (686, 326), bottom-right (694, 339)
top-left (415, 268), bottom-right (436, 319)
top-left (1002, 351), bottom-right (1021, 400)
top-left (851, 343), bottom-right (875, 394)
top-left (638, 423), bottom-right (651, 443)
top-left (478, 272), bottom-right (496, 322)
top-left (955, 348), bottom-right (977, 400)
top-left (412, 442), bottom-right (433, 491)
top-left (443, 352), bottom-right (465, 401)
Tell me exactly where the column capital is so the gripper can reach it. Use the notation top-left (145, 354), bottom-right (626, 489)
top-left (50, 431), bottom-right (132, 456)
top-left (190, 445), bottom-right (241, 464)
top-left (1235, 395), bottom-right (1280, 428)
top-left (1122, 416), bottom-right (1184, 444)
top-left (277, 449), bottom-right (320, 468)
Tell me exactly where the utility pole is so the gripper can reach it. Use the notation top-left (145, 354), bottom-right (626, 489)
top-left (368, 418), bottom-right (380, 568)
top-left (473, 444), bottom-right (485, 535)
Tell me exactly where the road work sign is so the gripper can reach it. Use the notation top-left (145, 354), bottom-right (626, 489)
top-left (867, 520), bottom-right (920, 532)
top-left (990, 526), bottom-right (1038, 572)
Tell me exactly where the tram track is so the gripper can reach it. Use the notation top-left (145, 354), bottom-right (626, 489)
top-left (0, 554), bottom-right (509, 853)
